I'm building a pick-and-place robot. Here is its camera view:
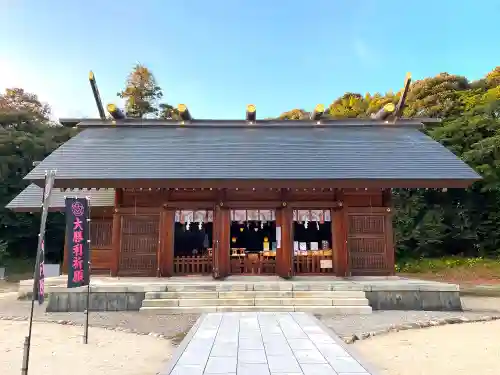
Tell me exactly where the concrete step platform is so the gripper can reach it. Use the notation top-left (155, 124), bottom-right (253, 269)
top-left (254, 297), bottom-right (369, 306)
top-left (142, 297), bottom-right (369, 308)
top-left (158, 282), bottom-right (368, 292)
top-left (34, 275), bottom-right (462, 313)
top-left (139, 305), bottom-right (373, 314)
top-left (144, 290), bottom-right (367, 300)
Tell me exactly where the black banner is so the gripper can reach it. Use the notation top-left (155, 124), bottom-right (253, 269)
top-left (65, 197), bottom-right (90, 288)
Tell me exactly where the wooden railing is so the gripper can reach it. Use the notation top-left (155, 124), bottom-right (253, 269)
top-left (230, 256), bottom-right (276, 274)
top-left (293, 255), bottom-right (334, 274)
top-left (173, 256), bottom-right (212, 275)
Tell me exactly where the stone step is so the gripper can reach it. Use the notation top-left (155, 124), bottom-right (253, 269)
top-left (161, 283), bottom-right (366, 292)
top-left (142, 298), bottom-right (256, 307)
top-left (254, 298), bottom-right (369, 306)
top-left (139, 305), bottom-right (372, 314)
top-left (144, 290), bottom-right (366, 300)
top-left (145, 291), bottom-right (219, 299)
top-left (142, 297), bottom-right (369, 308)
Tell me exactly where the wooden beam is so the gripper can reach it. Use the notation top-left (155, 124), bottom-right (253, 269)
top-left (288, 201), bottom-right (342, 209)
top-left (162, 201), bottom-right (217, 209)
top-left (161, 209), bottom-right (175, 276)
top-left (62, 235), bottom-right (68, 275)
top-left (275, 207), bottom-right (283, 276)
top-left (214, 204), bottom-right (230, 278)
top-left (44, 177), bottom-right (479, 190)
top-left (110, 188), bottom-right (123, 276)
top-left (333, 191), bottom-right (348, 277)
top-left (225, 201), bottom-right (282, 209)
top-left (117, 207), bottom-right (161, 214)
top-left (346, 207), bottom-right (389, 214)
top-left (383, 189), bottom-right (395, 275)
top-left (277, 205), bottom-right (293, 278)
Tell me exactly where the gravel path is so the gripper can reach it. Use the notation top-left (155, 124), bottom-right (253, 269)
top-left (0, 297), bottom-right (199, 341)
top-left (353, 319), bottom-right (500, 375)
top-left (318, 309), bottom-right (500, 341)
top-left (461, 295), bottom-right (500, 311)
top-left (2, 293), bottom-right (500, 345)
top-left (1, 320), bottom-right (172, 375)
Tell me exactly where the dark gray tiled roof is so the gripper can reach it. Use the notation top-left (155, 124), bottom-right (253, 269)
top-left (24, 125), bottom-right (480, 182)
top-left (6, 184), bottom-right (114, 211)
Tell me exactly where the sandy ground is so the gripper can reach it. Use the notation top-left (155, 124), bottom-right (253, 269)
top-left (354, 319), bottom-right (500, 375)
top-left (1, 320), bottom-right (173, 375)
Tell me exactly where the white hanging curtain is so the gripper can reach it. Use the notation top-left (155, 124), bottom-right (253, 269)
top-left (230, 209), bottom-right (276, 222)
top-left (293, 210), bottom-right (331, 222)
top-left (175, 210), bottom-right (213, 223)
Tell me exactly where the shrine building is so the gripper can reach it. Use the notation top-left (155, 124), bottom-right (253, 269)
top-left (6, 113), bottom-right (480, 278)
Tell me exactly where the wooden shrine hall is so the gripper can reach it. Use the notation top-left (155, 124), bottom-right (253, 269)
top-left (5, 73), bottom-right (480, 279)
top-left (7, 117), bottom-right (480, 278)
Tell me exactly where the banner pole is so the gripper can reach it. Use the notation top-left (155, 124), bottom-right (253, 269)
top-left (22, 170), bottom-right (56, 375)
top-left (83, 280), bottom-right (90, 344)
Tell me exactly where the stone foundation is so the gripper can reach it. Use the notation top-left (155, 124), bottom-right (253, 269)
top-left (45, 287), bottom-right (145, 312)
top-left (23, 276), bottom-right (462, 312)
top-left (366, 291), bottom-right (462, 311)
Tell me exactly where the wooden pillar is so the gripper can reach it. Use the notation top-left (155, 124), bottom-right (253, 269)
top-left (213, 204), bottom-right (230, 278)
top-left (383, 189), bottom-right (395, 275)
top-left (110, 188), bottom-right (123, 277)
top-left (160, 208), bottom-right (175, 277)
top-left (275, 208), bottom-right (283, 276)
top-left (276, 205), bottom-right (293, 278)
top-left (62, 234), bottom-right (68, 274)
top-left (333, 191), bottom-right (348, 277)
top-left (219, 206), bottom-right (231, 278)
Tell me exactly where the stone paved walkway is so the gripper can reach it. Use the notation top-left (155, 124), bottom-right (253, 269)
top-left (164, 312), bottom-right (375, 375)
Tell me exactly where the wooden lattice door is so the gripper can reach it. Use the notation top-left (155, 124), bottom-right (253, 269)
top-left (119, 215), bottom-right (159, 276)
top-left (347, 208), bottom-right (390, 275)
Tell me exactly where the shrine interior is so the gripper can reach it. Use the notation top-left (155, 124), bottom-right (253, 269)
top-left (293, 220), bottom-right (333, 254)
top-left (230, 220), bottom-right (277, 253)
top-left (174, 222), bottom-right (213, 257)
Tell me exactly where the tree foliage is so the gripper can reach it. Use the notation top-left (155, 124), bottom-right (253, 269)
top-left (117, 64), bottom-right (179, 119)
top-left (278, 66), bottom-right (500, 259)
top-left (0, 88), bottom-right (51, 128)
top-left (117, 64), bottom-right (163, 118)
top-left (279, 109), bottom-right (309, 120)
top-left (159, 103), bottom-right (181, 120)
top-left (2, 66), bottom-right (500, 263)
top-left (0, 89), bottom-right (73, 261)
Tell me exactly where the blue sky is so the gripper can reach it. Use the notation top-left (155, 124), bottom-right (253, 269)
top-left (1, 0), bottom-right (499, 120)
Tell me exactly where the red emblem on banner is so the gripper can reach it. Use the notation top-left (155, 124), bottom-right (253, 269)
top-left (72, 202), bottom-right (85, 217)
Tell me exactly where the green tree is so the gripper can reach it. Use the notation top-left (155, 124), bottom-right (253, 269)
top-left (0, 90), bottom-right (72, 259)
top-left (0, 88), bottom-right (51, 128)
top-left (159, 103), bottom-right (181, 120)
top-left (403, 73), bottom-right (470, 118)
top-left (278, 109), bottom-right (309, 120)
top-left (327, 93), bottom-right (368, 118)
top-left (393, 67), bottom-right (500, 259)
top-left (117, 64), bottom-right (163, 118)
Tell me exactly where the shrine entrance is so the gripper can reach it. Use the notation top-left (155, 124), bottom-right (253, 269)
top-left (229, 209), bottom-right (277, 275)
top-left (292, 209), bottom-right (335, 274)
top-left (119, 214), bottom-right (160, 276)
top-left (173, 209), bottom-right (214, 275)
